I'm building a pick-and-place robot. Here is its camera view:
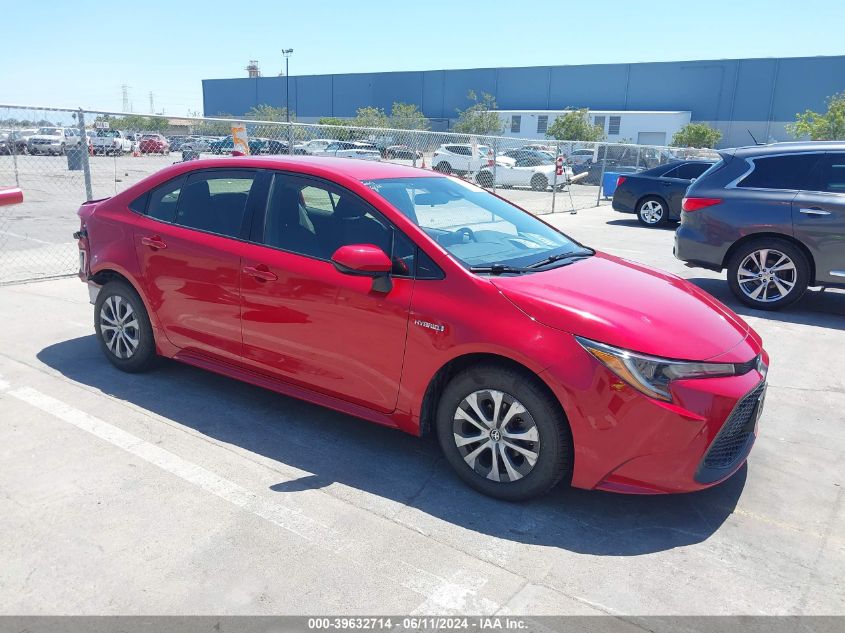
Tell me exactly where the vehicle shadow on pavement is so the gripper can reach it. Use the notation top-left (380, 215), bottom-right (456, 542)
top-left (604, 219), bottom-right (678, 231)
top-left (687, 277), bottom-right (845, 328)
top-left (38, 335), bottom-right (747, 557)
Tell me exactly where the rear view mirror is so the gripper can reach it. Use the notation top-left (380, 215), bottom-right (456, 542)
top-left (331, 244), bottom-right (393, 292)
top-left (331, 244), bottom-right (391, 274)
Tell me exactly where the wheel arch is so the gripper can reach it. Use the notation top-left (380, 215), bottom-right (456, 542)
top-left (418, 352), bottom-right (568, 439)
top-left (722, 232), bottom-right (816, 284)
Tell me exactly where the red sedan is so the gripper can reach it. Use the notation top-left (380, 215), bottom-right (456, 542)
top-left (138, 134), bottom-right (169, 155)
top-left (75, 157), bottom-right (768, 500)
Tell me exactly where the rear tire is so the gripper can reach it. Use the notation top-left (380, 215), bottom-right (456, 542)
top-left (436, 364), bottom-right (571, 501)
top-left (637, 196), bottom-right (668, 226)
top-left (94, 281), bottom-right (158, 373)
top-left (477, 170), bottom-right (494, 188)
top-left (530, 174), bottom-right (548, 191)
top-left (727, 238), bottom-right (809, 310)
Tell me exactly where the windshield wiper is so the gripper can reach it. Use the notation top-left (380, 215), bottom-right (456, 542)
top-left (527, 250), bottom-right (593, 269)
top-left (468, 263), bottom-right (530, 275)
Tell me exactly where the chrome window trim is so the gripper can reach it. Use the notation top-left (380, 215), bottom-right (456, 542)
top-left (726, 151), bottom-right (823, 191)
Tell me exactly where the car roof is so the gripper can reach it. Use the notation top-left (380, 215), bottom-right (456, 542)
top-left (143, 156), bottom-right (443, 182)
top-left (729, 141), bottom-right (845, 158)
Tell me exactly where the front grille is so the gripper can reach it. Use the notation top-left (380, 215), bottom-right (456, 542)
top-left (701, 381), bottom-right (765, 471)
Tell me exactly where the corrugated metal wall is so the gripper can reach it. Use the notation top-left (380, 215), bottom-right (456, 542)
top-left (202, 56), bottom-right (845, 146)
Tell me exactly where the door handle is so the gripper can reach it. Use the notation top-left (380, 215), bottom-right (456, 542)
top-left (140, 235), bottom-right (167, 250)
top-left (243, 265), bottom-right (278, 282)
top-left (799, 208), bottom-right (831, 216)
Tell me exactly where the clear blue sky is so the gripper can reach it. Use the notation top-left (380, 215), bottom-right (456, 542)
top-left (1, 0), bottom-right (843, 116)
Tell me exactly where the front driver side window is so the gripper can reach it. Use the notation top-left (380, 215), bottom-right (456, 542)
top-left (261, 174), bottom-right (414, 276)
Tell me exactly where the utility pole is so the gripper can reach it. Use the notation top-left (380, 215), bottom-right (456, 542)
top-left (122, 84), bottom-right (130, 112)
top-left (282, 48), bottom-right (293, 154)
top-left (149, 92), bottom-right (155, 114)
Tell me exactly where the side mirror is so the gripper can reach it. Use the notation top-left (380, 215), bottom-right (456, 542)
top-left (331, 244), bottom-right (393, 292)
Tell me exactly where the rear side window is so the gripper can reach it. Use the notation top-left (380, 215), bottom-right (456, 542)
top-left (173, 170), bottom-right (256, 238)
top-left (817, 153), bottom-right (845, 193)
top-left (737, 154), bottom-right (821, 190)
top-left (676, 162), bottom-right (713, 180)
top-left (146, 175), bottom-right (186, 222)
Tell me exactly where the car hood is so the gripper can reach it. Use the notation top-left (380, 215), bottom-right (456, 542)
top-left (490, 252), bottom-right (751, 361)
top-left (30, 134), bottom-right (60, 141)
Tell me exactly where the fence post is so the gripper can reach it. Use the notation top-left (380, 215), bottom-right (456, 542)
top-left (492, 138), bottom-right (498, 193)
top-left (411, 130), bottom-right (418, 168)
top-left (595, 143), bottom-right (607, 207)
top-left (77, 109), bottom-right (93, 201)
top-left (551, 141), bottom-right (560, 214)
top-left (10, 132), bottom-right (20, 187)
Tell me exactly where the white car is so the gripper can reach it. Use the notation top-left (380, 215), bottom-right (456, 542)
top-left (91, 130), bottom-right (134, 155)
top-left (301, 139), bottom-right (339, 155)
top-left (568, 148), bottom-right (596, 166)
top-left (316, 141), bottom-right (381, 161)
top-left (476, 157), bottom-right (574, 191)
top-left (27, 127), bottom-right (82, 155)
top-left (432, 143), bottom-right (494, 175)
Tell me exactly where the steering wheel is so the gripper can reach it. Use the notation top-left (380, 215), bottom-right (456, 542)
top-left (454, 227), bottom-right (477, 243)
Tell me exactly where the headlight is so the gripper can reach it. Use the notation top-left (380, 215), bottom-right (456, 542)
top-left (576, 336), bottom-right (747, 402)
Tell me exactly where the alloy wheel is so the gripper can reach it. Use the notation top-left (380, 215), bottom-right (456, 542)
top-left (639, 200), bottom-right (664, 224)
top-left (736, 248), bottom-right (797, 303)
top-left (99, 295), bottom-right (140, 359)
top-left (452, 389), bottom-right (540, 483)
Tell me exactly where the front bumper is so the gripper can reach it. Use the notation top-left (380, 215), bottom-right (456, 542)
top-left (542, 338), bottom-right (768, 494)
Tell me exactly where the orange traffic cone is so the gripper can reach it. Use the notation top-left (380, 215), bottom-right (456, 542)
top-left (421, 154), bottom-right (426, 169)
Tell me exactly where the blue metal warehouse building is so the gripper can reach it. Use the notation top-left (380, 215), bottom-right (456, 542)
top-left (202, 55), bottom-right (845, 147)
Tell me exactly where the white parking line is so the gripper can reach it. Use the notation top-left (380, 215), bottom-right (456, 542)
top-left (0, 374), bottom-right (502, 614)
top-left (0, 230), bottom-right (55, 245)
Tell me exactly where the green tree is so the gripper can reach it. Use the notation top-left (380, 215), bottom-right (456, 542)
top-left (94, 113), bottom-right (170, 133)
top-left (671, 122), bottom-right (723, 148)
top-left (787, 91), bottom-right (845, 141)
top-left (352, 106), bottom-right (389, 128)
top-left (452, 91), bottom-right (503, 135)
top-left (390, 102), bottom-right (429, 130)
top-left (545, 109), bottom-right (605, 142)
top-left (245, 104), bottom-right (295, 122)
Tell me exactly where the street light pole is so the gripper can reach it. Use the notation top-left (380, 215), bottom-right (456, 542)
top-left (282, 48), bottom-right (293, 155)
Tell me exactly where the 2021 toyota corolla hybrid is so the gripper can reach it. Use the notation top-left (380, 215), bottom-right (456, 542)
top-left (76, 157), bottom-right (768, 500)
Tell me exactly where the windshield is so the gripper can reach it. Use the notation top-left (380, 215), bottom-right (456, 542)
top-left (365, 176), bottom-right (590, 270)
top-left (38, 127), bottom-right (60, 135)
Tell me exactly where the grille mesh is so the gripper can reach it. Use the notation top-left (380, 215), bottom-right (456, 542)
top-left (702, 382), bottom-right (765, 470)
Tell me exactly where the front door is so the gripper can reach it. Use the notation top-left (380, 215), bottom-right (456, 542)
top-left (792, 152), bottom-right (845, 285)
top-left (133, 168), bottom-right (261, 362)
top-left (239, 173), bottom-right (414, 413)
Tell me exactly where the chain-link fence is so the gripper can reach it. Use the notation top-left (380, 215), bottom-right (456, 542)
top-left (0, 104), bottom-right (719, 284)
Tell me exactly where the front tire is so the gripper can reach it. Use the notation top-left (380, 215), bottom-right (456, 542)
top-left (727, 238), bottom-right (809, 310)
top-left (637, 196), bottom-right (668, 226)
top-left (434, 161), bottom-right (452, 174)
top-left (94, 281), bottom-right (157, 372)
top-left (436, 364), bottom-right (571, 501)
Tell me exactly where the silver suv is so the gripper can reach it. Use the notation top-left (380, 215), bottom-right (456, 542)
top-left (675, 142), bottom-right (845, 310)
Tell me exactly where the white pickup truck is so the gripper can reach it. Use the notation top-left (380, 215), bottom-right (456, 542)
top-left (91, 130), bottom-right (134, 156)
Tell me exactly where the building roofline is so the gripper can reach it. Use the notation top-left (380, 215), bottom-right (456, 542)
top-left (201, 54), bottom-right (845, 83)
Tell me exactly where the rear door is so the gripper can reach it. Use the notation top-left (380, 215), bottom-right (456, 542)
top-left (792, 151), bottom-right (845, 284)
top-left (133, 168), bottom-right (263, 362)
